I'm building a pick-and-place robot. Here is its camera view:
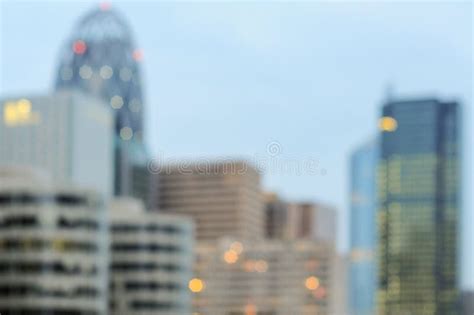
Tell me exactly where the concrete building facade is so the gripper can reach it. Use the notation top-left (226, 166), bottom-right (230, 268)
top-left (0, 167), bottom-right (109, 315)
top-left (109, 198), bottom-right (194, 315)
top-left (157, 161), bottom-right (264, 241)
top-left (193, 238), bottom-right (336, 315)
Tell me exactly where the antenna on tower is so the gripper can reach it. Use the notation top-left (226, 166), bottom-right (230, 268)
top-left (385, 83), bottom-right (395, 102)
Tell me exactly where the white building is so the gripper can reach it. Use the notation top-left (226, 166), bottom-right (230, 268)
top-left (110, 198), bottom-right (194, 315)
top-left (0, 167), bottom-right (109, 315)
top-left (0, 90), bottom-right (114, 197)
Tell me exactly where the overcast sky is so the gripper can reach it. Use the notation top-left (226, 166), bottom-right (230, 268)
top-left (1, 0), bottom-right (472, 289)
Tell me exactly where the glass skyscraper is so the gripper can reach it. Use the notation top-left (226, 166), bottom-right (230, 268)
top-left (377, 99), bottom-right (460, 315)
top-left (55, 5), bottom-right (144, 137)
top-left (55, 5), bottom-right (150, 198)
top-left (350, 140), bottom-right (378, 315)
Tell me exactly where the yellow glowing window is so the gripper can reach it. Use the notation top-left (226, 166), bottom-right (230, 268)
top-left (223, 249), bottom-right (239, 264)
top-left (305, 276), bottom-right (320, 290)
top-left (188, 278), bottom-right (205, 293)
top-left (379, 116), bottom-right (398, 132)
top-left (3, 99), bottom-right (40, 126)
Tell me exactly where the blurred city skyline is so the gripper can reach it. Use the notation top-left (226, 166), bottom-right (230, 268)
top-left (1, 0), bottom-right (472, 290)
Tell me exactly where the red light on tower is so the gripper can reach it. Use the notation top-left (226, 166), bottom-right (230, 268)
top-left (73, 40), bottom-right (87, 55)
top-left (132, 49), bottom-right (143, 62)
top-left (99, 2), bottom-right (112, 11)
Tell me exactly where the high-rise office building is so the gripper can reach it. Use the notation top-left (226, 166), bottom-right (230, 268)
top-left (264, 196), bottom-right (337, 244)
top-left (55, 4), bottom-right (150, 198)
top-left (55, 4), bottom-right (143, 138)
top-left (109, 198), bottom-right (194, 315)
top-left (193, 238), bottom-right (336, 315)
top-left (0, 90), bottom-right (114, 197)
top-left (377, 98), bottom-right (461, 315)
top-left (157, 161), bottom-right (264, 240)
top-left (462, 291), bottom-right (474, 315)
top-left (131, 163), bottom-right (159, 210)
top-left (287, 202), bottom-right (337, 245)
top-left (349, 140), bottom-right (378, 315)
top-left (264, 192), bottom-right (289, 239)
top-left (0, 167), bottom-right (108, 315)
top-left (331, 254), bottom-right (349, 315)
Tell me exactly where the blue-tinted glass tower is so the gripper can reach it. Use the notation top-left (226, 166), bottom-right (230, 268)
top-left (350, 140), bottom-right (378, 315)
top-left (55, 5), bottom-right (149, 197)
top-left (377, 99), bottom-right (460, 315)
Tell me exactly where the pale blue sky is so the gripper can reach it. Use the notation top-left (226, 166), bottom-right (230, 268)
top-left (1, 0), bottom-right (472, 289)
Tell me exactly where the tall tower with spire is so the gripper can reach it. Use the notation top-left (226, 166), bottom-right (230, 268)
top-left (55, 3), bottom-right (150, 198)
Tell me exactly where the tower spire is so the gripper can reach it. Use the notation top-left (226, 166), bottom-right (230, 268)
top-left (385, 83), bottom-right (395, 102)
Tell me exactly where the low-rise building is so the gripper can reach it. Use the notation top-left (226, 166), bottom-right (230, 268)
top-left (193, 238), bottom-right (336, 315)
top-left (109, 198), bottom-right (194, 315)
top-left (0, 167), bottom-right (108, 315)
